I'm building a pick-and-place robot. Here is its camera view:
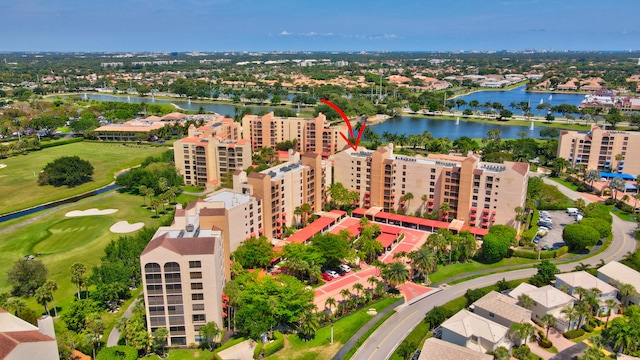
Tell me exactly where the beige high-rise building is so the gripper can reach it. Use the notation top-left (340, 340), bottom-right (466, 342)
top-left (140, 221), bottom-right (226, 347)
top-left (242, 112), bottom-right (348, 155)
top-left (558, 124), bottom-right (640, 175)
top-left (333, 145), bottom-right (529, 228)
top-left (233, 151), bottom-right (331, 239)
top-left (174, 116), bottom-right (251, 188)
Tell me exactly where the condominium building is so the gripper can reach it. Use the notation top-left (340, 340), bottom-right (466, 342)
top-left (233, 150), bottom-right (331, 239)
top-left (0, 310), bottom-right (58, 360)
top-left (558, 124), bottom-right (640, 175)
top-left (333, 145), bottom-right (529, 228)
top-left (140, 220), bottom-right (226, 347)
top-left (174, 116), bottom-right (251, 188)
top-left (241, 112), bottom-right (348, 155)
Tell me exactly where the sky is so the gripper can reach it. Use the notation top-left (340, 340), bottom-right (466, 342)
top-left (1, 0), bottom-right (639, 52)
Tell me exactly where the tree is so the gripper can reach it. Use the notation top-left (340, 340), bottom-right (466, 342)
top-left (43, 280), bottom-right (58, 317)
top-left (509, 322), bottom-right (535, 346)
top-left (534, 259), bottom-right (560, 285)
top-left (605, 107), bottom-right (624, 129)
top-left (70, 113), bottom-right (100, 133)
top-left (199, 322), bottom-right (221, 350)
top-left (584, 170), bottom-right (600, 189)
top-left (552, 157), bottom-right (570, 176)
top-left (297, 309), bottom-right (319, 341)
top-left (7, 259), bottom-right (48, 296)
top-left (499, 109), bottom-right (513, 119)
top-left (439, 202), bottom-right (451, 220)
top-left (401, 192), bottom-right (414, 211)
top-left (34, 286), bottom-right (53, 316)
top-left (311, 233), bottom-right (350, 267)
top-left (138, 185), bottom-right (149, 206)
top-left (150, 197), bottom-right (160, 218)
top-left (579, 218), bottom-right (611, 239)
top-left (518, 294), bottom-right (534, 310)
top-left (325, 297), bottom-right (336, 314)
top-left (609, 177), bottom-right (626, 200)
top-left (352, 283), bottom-right (365, 305)
top-left (61, 299), bottom-right (101, 333)
top-left (408, 246), bottom-right (437, 284)
top-left (540, 313), bottom-right (557, 338)
top-left (70, 263), bottom-right (88, 300)
top-left (618, 283), bottom-right (637, 312)
top-left (604, 298), bottom-right (619, 328)
top-left (562, 224), bottom-right (600, 251)
top-left (381, 261), bottom-right (409, 288)
top-left (38, 156), bottom-right (94, 187)
top-left (86, 313), bottom-right (105, 359)
top-left (480, 233), bottom-right (510, 262)
top-left (491, 346), bottom-right (511, 360)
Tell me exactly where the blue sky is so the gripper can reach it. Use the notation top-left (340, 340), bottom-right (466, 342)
top-left (1, 0), bottom-right (639, 52)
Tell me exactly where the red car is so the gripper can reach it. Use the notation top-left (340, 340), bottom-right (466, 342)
top-left (322, 272), bottom-right (333, 281)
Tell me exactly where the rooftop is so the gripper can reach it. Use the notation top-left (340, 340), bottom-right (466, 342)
top-left (204, 190), bottom-right (252, 210)
top-left (555, 271), bottom-right (617, 295)
top-left (262, 161), bottom-right (305, 180)
top-left (440, 309), bottom-right (509, 344)
top-left (509, 284), bottom-right (575, 308)
top-left (471, 290), bottom-right (532, 324)
top-left (598, 261), bottom-right (640, 290)
top-left (418, 338), bottom-right (492, 360)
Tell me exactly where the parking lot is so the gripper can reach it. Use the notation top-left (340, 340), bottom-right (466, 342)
top-left (536, 210), bottom-right (576, 250)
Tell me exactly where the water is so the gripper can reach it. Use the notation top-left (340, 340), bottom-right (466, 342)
top-left (0, 183), bottom-right (119, 223)
top-left (370, 116), bottom-right (545, 138)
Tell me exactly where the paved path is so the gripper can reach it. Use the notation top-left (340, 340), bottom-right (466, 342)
top-left (350, 177), bottom-right (637, 360)
top-left (106, 298), bottom-right (141, 347)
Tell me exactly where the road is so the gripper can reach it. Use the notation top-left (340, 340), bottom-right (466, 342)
top-left (352, 178), bottom-right (637, 360)
top-left (106, 298), bottom-right (140, 347)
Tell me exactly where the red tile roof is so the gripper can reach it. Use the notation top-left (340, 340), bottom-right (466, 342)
top-left (376, 233), bottom-right (397, 248)
top-left (0, 330), bottom-right (55, 358)
top-left (141, 233), bottom-right (217, 256)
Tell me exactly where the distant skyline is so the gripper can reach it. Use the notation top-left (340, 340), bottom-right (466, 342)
top-left (1, 0), bottom-right (639, 52)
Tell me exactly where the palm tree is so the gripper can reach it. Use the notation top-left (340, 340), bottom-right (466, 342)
top-left (381, 261), bottom-right (409, 288)
top-left (604, 298), bottom-right (619, 328)
top-left (610, 177), bottom-right (626, 200)
top-left (439, 202), bottom-right (451, 221)
top-left (116, 317), bottom-right (130, 345)
top-left (340, 289), bottom-right (351, 304)
top-left (157, 177), bottom-right (168, 192)
top-left (575, 302), bottom-right (591, 328)
top-left (553, 157), bottom-right (571, 176)
top-left (518, 294), bottom-right (534, 309)
top-left (325, 297), bottom-right (337, 314)
top-left (575, 287), bottom-right (588, 301)
top-left (574, 198), bottom-right (586, 213)
top-left (367, 276), bottom-right (378, 294)
top-left (153, 327), bottom-right (168, 357)
top-left (70, 262), bottom-right (87, 300)
top-left (150, 198), bottom-right (161, 218)
top-left (618, 283), bottom-right (636, 311)
top-left (138, 185), bottom-right (149, 206)
top-left (294, 206), bottom-right (303, 227)
top-left (585, 169), bottom-right (601, 190)
top-left (540, 314), bottom-right (557, 339)
top-left (562, 306), bottom-right (580, 330)
top-left (34, 286), bottom-right (52, 316)
top-left (353, 283), bottom-right (364, 305)
top-left (300, 203), bottom-right (312, 224)
top-left (144, 187), bottom-right (156, 207)
top-left (43, 280), bottom-right (58, 317)
top-left (634, 193), bottom-right (640, 213)
top-left (606, 317), bottom-right (634, 354)
top-left (408, 246), bottom-right (436, 284)
top-left (420, 194), bottom-right (428, 213)
top-left (615, 154), bottom-right (625, 171)
top-left (401, 192), bottom-right (414, 212)
top-left (509, 322), bottom-right (535, 346)
top-left (297, 309), bottom-right (320, 341)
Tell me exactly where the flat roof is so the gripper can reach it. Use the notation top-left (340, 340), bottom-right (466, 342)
top-left (204, 190), bottom-right (252, 210)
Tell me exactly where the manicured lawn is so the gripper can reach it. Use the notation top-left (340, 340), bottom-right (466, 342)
top-left (266, 297), bottom-right (399, 360)
top-left (548, 177), bottom-right (579, 191)
top-left (429, 257), bottom-right (538, 284)
top-left (0, 142), bottom-right (167, 214)
top-left (0, 191), bottom-right (169, 316)
top-left (149, 349), bottom-right (215, 360)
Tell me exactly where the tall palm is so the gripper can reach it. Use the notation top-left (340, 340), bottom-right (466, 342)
top-left (540, 314), bottom-right (557, 339)
top-left (34, 286), bottom-right (52, 316)
top-left (340, 289), bottom-right (351, 304)
top-left (381, 261), bottom-right (409, 288)
top-left (585, 169), bottom-right (601, 190)
top-left (518, 294), bottom-right (534, 309)
top-left (138, 185), bottom-right (149, 206)
top-left (575, 302), bottom-right (591, 328)
top-left (294, 206), bottom-right (303, 227)
top-left (115, 317), bottom-right (130, 345)
top-left (297, 309), bottom-right (320, 341)
top-left (325, 297), bottom-right (337, 314)
top-left (367, 276), bottom-right (378, 294)
top-left (401, 192), bottom-right (414, 212)
top-left (575, 287), bottom-right (588, 301)
top-left (300, 203), bottom-right (312, 223)
top-left (70, 262), bottom-right (87, 300)
top-left (353, 283), bottom-right (364, 305)
top-left (408, 246), bottom-right (436, 285)
top-left (618, 283), bottom-right (637, 312)
top-left (43, 280), bottom-right (58, 317)
top-left (153, 328), bottom-right (168, 357)
top-left (606, 317), bottom-right (634, 354)
top-left (610, 177), bottom-right (626, 200)
top-left (604, 298), bottom-right (619, 328)
top-left (421, 194), bottom-right (428, 213)
top-left (561, 306), bottom-right (580, 330)
top-left (439, 202), bottom-right (451, 220)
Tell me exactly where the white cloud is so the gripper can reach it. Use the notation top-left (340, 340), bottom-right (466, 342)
top-left (280, 31), bottom-right (292, 36)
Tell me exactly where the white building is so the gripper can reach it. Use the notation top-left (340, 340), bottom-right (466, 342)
top-left (598, 261), bottom-right (640, 308)
top-left (509, 283), bottom-right (577, 332)
top-left (439, 309), bottom-right (512, 353)
top-left (0, 310), bottom-right (58, 360)
top-left (555, 271), bottom-right (619, 314)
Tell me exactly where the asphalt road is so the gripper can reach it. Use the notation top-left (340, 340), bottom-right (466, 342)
top-left (352, 177), bottom-right (637, 360)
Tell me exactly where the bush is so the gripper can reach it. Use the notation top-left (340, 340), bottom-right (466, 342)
top-left (635, 230), bottom-right (640, 241)
top-left (589, 317), bottom-right (602, 327)
top-left (481, 232), bottom-right (511, 262)
top-left (253, 341), bottom-right (263, 359)
top-left (563, 329), bottom-right (585, 339)
top-left (583, 203), bottom-right (613, 224)
top-left (512, 246), bottom-right (569, 259)
top-left (39, 137), bottom-right (83, 149)
top-left (96, 346), bottom-right (138, 360)
top-left (38, 155), bottom-right (94, 187)
top-left (562, 224), bottom-right (600, 251)
top-left (579, 218), bottom-right (611, 238)
top-left (581, 324), bottom-right (594, 333)
top-left (538, 337), bottom-right (553, 348)
top-left (262, 331), bottom-right (284, 357)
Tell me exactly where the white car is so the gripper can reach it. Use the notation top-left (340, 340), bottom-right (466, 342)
top-left (339, 264), bottom-right (351, 273)
top-left (326, 270), bottom-right (340, 279)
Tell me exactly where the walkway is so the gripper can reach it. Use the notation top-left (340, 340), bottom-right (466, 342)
top-left (106, 298), bottom-right (140, 347)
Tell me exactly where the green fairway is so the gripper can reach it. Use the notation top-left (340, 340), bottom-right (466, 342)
top-left (0, 191), bottom-right (169, 314)
top-left (0, 141), bottom-right (167, 215)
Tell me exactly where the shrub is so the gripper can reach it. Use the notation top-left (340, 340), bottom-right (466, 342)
top-left (39, 137), bottom-right (83, 149)
top-left (538, 337), bottom-right (553, 348)
top-left (563, 329), bottom-right (585, 339)
top-left (253, 341), bottom-right (263, 359)
top-left (584, 203), bottom-right (613, 224)
top-left (579, 218), bottom-right (611, 239)
top-left (512, 246), bottom-right (568, 260)
top-left (562, 224), bottom-right (600, 251)
top-left (96, 346), bottom-right (138, 360)
top-left (581, 324), bottom-right (594, 333)
top-left (262, 331), bottom-right (284, 357)
top-left (589, 317), bottom-right (602, 327)
top-left (635, 230), bottom-right (640, 241)
top-left (38, 155), bottom-right (94, 187)
top-left (481, 233), bottom-right (510, 261)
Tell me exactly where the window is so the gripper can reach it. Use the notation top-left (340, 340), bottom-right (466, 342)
top-left (145, 263), bottom-right (161, 273)
top-left (190, 272), bottom-right (202, 279)
top-left (165, 273), bottom-right (181, 283)
top-left (164, 262), bottom-right (180, 272)
top-left (165, 284), bottom-right (182, 294)
top-left (191, 293), bottom-right (204, 301)
top-left (171, 337), bottom-right (187, 346)
top-left (191, 283), bottom-right (203, 290)
top-left (192, 314), bottom-right (206, 323)
top-left (146, 273), bottom-right (162, 283)
top-left (189, 261), bottom-right (201, 269)
top-left (193, 304), bottom-right (205, 311)
top-left (431, 168), bottom-right (436, 173)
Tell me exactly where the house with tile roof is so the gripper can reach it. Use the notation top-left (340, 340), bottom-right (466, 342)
top-left (418, 337), bottom-right (493, 360)
top-left (438, 309), bottom-right (512, 353)
top-left (555, 271), bottom-right (619, 314)
top-left (598, 261), bottom-right (640, 308)
top-left (470, 290), bottom-right (532, 328)
top-left (0, 310), bottom-right (58, 360)
top-left (509, 283), bottom-right (577, 331)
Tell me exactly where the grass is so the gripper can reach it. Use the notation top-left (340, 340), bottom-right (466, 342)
top-left (570, 328), bottom-right (603, 343)
top-left (266, 297), bottom-right (398, 360)
top-left (0, 191), bottom-right (170, 317)
top-left (149, 349), bottom-right (215, 360)
top-left (429, 257), bottom-right (538, 284)
top-left (0, 142), bottom-right (167, 215)
top-left (342, 310), bottom-right (397, 360)
top-left (548, 177), bottom-right (579, 191)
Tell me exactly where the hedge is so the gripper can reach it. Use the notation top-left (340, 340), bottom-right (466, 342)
top-left (96, 345), bottom-right (138, 360)
top-left (253, 341), bottom-right (263, 359)
top-left (581, 324), bottom-right (594, 333)
top-left (538, 337), bottom-right (553, 348)
top-left (512, 246), bottom-right (568, 259)
top-left (39, 137), bottom-right (83, 149)
top-left (262, 331), bottom-right (284, 357)
top-left (563, 329), bottom-right (585, 339)
top-left (522, 209), bottom-right (540, 242)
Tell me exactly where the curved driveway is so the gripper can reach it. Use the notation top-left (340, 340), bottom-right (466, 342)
top-left (352, 177), bottom-right (637, 360)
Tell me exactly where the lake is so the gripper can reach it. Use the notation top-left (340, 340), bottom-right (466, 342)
top-left (456, 85), bottom-right (585, 114)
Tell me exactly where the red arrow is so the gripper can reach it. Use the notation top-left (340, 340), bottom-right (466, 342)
top-left (320, 99), bottom-right (365, 151)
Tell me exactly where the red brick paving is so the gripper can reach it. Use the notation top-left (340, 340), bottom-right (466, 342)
top-left (397, 282), bottom-right (436, 302)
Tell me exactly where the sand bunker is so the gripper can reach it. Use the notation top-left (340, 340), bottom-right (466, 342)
top-left (110, 221), bottom-right (144, 233)
top-left (65, 208), bottom-right (119, 217)
top-left (0, 164), bottom-right (6, 169)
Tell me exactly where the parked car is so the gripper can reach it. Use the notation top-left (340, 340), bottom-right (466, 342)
top-left (540, 211), bottom-right (550, 216)
top-left (335, 267), bottom-right (346, 276)
top-left (326, 270), bottom-right (340, 279)
top-left (537, 230), bottom-right (548, 237)
top-left (538, 226), bottom-right (549, 232)
top-left (322, 272), bottom-right (334, 281)
top-left (339, 264), bottom-right (351, 273)
top-left (533, 236), bottom-right (541, 244)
